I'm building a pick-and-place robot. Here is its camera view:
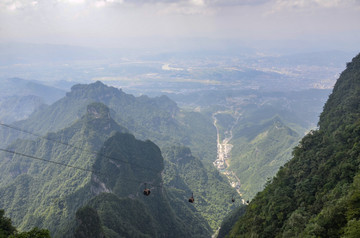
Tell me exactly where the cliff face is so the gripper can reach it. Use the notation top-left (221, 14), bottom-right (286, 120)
top-left (226, 53), bottom-right (360, 238)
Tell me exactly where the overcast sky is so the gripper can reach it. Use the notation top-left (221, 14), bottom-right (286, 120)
top-left (0, 0), bottom-right (359, 52)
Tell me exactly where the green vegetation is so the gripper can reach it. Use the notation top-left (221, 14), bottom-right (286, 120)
top-left (0, 103), bottom-right (226, 237)
top-left (0, 103), bottom-right (127, 236)
top-left (194, 87), bottom-right (328, 201)
top-left (162, 145), bottom-right (241, 231)
top-left (86, 135), bottom-right (212, 237)
top-left (226, 53), bottom-right (360, 237)
top-left (217, 206), bottom-right (246, 238)
top-left (74, 206), bottom-right (104, 238)
top-left (0, 81), bottom-right (216, 162)
top-left (0, 209), bottom-right (50, 238)
top-left (0, 209), bottom-right (16, 238)
top-left (230, 116), bottom-right (300, 200)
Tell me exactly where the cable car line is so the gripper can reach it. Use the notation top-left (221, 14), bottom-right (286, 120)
top-left (0, 123), bottom-right (240, 203)
top-left (0, 148), bottom-right (241, 203)
top-left (0, 122), bottom-right (162, 174)
top-left (0, 148), bottom-right (163, 190)
top-left (0, 148), bottom-right (101, 174)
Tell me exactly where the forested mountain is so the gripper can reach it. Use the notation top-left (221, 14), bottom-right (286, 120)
top-left (71, 131), bottom-right (201, 238)
top-left (0, 103), bottom-right (128, 235)
top-left (162, 146), bottom-right (241, 231)
top-left (170, 86), bottom-right (329, 200)
top-left (230, 116), bottom-right (300, 200)
top-left (0, 81), bottom-right (216, 161)
top-left (0, 102), bottom-right (233, 237)
top-left (0, 103), bottom-right (206, 237)
top-left (225, 53), bottom-right (360, 237)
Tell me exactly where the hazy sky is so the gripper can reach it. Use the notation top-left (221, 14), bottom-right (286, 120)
top-left (1, 0), bottom-right (360, 51)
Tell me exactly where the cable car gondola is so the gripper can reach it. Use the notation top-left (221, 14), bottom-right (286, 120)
top-left (143, 183), bottom-right (151, 196)
top-left (188, 193), bottom-right (194, 203)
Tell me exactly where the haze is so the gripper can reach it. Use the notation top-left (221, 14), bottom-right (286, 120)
top-left (1, 0), bottom-right (360, 52)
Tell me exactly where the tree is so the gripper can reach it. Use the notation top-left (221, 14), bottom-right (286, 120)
top-left (0, 209), bottom-right (16, 238)
top-left (0, 209), bottom-right (50, 238)
top-left (10, 227), bottom-right (51, 238)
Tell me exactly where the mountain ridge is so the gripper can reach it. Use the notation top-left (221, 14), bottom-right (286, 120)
top-left (0, 80), bottom-right (216, 162)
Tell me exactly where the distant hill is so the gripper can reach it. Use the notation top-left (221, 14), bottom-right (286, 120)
top-left (226, 53), bottom-right (360, 237)
top-left (0, 78), bottom-right (65, 123)
top-left (0, 78), bottom-right (65, 104)
top-left (0, 95), bottom-right (44, 123)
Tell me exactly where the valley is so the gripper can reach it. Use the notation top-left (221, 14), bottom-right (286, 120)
top-left (224, 52), bottom-right (360, 238)
top-left (212, 111), bottom-right (244, 202)
top-left (0, 79), bottom-right (331, 237)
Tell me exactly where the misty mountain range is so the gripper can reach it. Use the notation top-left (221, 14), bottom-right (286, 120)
top-left (0, 52), bottom-right (359, 237)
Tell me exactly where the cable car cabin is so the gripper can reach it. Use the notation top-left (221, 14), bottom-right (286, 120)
top-left (143, 189), bottom-right (151, 196)
top-left (232, 198), bottom-right (235, 203)
top-left (188, 193), bottom-right (194, 203)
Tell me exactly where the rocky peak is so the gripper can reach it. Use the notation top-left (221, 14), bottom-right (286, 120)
top-left (86, 102), bottom-right (110, 119)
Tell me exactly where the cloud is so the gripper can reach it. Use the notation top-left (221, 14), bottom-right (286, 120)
top-left (0, 0), bottom-right (359, 51)
top-left (271, 0), bottom-right (360, 12)
top-left (2, 0), bottom-right (360, 12)
top-left (58, 0), bottom-right (86, 4)
top-left (0, 0), bottom-right (269, 12)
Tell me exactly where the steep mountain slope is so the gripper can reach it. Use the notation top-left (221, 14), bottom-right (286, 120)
top-left (200, 88), bottom-right (328, 200)
top-left (227, 53), bottom-right (360, 237)
top-left (162, 146), bottom-right (241, 231)
top-left (0, 103), bottom-right (127, 235)
top-left (0, 81), bottom-right (216, 161)
top-left (217, 206), bottom-right (246, 238)
top-left (71, 133), bottom-right (199, 238)
top-left (230, 116), bottom-right (300, 199)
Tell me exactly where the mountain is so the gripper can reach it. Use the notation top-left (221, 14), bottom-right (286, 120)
top-left (0, 81), bottom-right (216, 161)
top-left (71, 132), bottom-right (197, 238)
top-left (0, 78), bottom-right (65, 123)
top-left (0, 103), bottom-right (217, 237)
top-left (162, 145), bottom-right (241, 232)
top-left (0, 78), bottom-right (65, 105)
top-left (230, 116), bottom-right (300, 200)
top-left (0, 103), bottom-right (127, 235)
top-left (226, 53), bottom-right (360, 237)
top-left (0, 95), bottom-right (44, 123)
top-left (167, 86), bottom-right (329, 200)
